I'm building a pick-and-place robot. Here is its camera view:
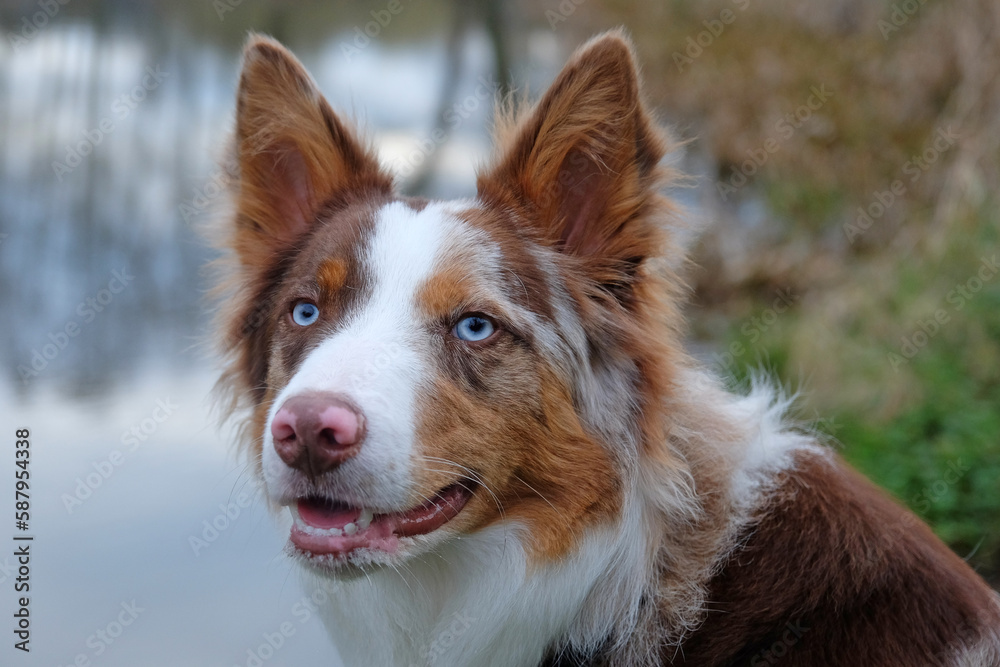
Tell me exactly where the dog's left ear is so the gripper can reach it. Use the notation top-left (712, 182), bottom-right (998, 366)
top-left (478, 30), bottom-right (665, 264)
top-left (230, 34), bottom-right (392, 270)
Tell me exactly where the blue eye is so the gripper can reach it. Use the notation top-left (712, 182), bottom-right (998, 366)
top-left (292, 301), bottom-right (320, 326)
top-left (453, 315), bottom-right (495, 342)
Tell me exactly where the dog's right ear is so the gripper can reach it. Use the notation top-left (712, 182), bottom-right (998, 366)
top-left (230, 34), bottom-right (392, 269)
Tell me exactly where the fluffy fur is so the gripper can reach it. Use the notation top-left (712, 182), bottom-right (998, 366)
top-left (211, 29), bottom-right (1000, 666)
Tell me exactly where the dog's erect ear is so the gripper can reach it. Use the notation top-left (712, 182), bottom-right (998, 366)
top-left (478, 30), bottom-right (665, 262)
top-left (231, 35), bottom-right (392, 268)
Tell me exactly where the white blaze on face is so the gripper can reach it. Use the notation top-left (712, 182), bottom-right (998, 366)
top-left (262, 200), bottom-right (463, 509)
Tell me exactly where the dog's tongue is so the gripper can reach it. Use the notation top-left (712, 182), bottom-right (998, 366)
top-left (297, 497), bottom-right (360, 530)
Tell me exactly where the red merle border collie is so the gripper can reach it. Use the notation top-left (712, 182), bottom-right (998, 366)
top-left (211, 29), bottom-right (1000, 667)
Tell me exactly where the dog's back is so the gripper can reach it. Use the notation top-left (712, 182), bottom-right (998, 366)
top-left (549, 441), bottom-right (1000, 665)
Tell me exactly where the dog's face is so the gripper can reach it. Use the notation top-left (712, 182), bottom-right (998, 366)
top-left (219, 32), bottom-right (673, 575)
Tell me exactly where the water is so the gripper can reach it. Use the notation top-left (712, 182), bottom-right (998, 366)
top-left (2, 370), bottom-right (343, 665)
top-left (0, 5), bottom-right (506, 395)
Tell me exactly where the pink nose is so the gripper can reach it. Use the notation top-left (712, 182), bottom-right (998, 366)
top-left (270, 392), bottom-right (365, 478)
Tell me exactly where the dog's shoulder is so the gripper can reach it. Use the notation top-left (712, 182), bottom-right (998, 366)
top-left (672, 449), bottom-right (1000, 666)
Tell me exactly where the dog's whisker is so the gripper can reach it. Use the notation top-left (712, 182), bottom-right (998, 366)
top-left (417, 456), bottom-right (513, 562)
top-left (417, 457), bottom-right (507, 520)
top-left (510, 472), bottom-right (565, 521)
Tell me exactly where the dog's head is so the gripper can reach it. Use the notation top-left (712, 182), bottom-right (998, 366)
top-left (216, 30), bottom-right (682, 575)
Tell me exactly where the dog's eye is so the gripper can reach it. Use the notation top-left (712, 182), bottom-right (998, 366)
top-left (453, 314), bottom-right (495, 342)
top-left (291, 301), bottom-right (320, 326)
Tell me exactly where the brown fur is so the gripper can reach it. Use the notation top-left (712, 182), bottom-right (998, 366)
top-left (669, 450), bottom-right (1000, 666)
top-left (473, 35), bottom-right (742, 650)
top-left (212, 29), bottom-right (1000, 667)
top-left (415, 362), bottom-right (621, 562)
top-left (478, 29), bottom-right (1000, 666)
top-left (212, 35), bottom-right (396, 466)
top-left (231, 36), bottom-right (391, 269)
top-left (316, 257), bottom-right (348, 295)
top-left (447, 30), bottom-right (690, 566)
top-left (543, 450), bottom-right (1000, 667)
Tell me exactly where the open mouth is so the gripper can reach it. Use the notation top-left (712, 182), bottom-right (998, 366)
top-left (288, 483), bottom-right (474, 559)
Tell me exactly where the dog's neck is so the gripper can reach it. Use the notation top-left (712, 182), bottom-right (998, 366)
top-left (306, 521), bottom-right (630, 667)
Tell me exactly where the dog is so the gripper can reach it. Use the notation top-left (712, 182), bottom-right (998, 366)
top-left (211, 28), bottom-right (1000, 666)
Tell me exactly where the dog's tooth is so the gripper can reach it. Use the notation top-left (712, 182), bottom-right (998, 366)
top-left (358, 509), bottom-right (374, 529)
top-left (288, 505), bottom-right (351, 537)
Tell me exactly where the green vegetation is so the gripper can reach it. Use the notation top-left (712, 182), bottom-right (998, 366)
top-left (720, 203), bottom-right (1000, 585)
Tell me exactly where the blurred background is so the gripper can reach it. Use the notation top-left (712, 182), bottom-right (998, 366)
top-left (1, 0), bottom-right (998, 664)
